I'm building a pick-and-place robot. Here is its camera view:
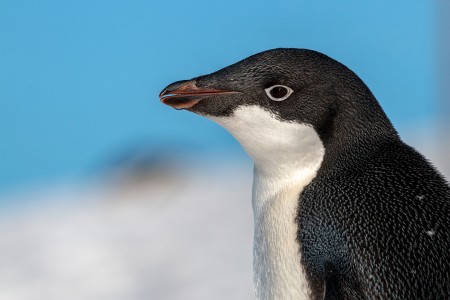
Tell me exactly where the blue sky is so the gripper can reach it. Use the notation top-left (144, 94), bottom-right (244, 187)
top-left (0, 1), bottom-right (438, 192)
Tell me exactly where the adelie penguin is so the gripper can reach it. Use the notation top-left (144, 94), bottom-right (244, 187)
top-left (159, 49), bottom-right (450, 299)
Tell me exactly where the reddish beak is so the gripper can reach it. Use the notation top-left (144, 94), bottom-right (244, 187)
top-left (159, 80), bottom-right (237, 109)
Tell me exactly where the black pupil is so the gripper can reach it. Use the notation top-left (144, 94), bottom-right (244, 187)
top-left (270, 86), bottom-right (288, 98)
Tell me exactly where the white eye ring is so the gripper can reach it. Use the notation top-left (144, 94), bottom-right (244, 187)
top-left (264, 85), bottom-right (294, 101)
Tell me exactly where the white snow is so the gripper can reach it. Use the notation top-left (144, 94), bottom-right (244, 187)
top-left (0, 163), bottom-right (254, 300)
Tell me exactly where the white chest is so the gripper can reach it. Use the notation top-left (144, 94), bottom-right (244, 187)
top-left (252, 169), bottom-right (317, 300)
top-left (208, 105), bottom-right (325, 299)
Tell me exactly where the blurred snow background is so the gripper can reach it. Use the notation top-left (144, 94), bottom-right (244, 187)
top-left (0, 157), bottom-right (254, 300)
top-left (0, 1), bottom-right (449, 299)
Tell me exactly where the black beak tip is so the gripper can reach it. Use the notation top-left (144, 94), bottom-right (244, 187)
top-left (159, 80), bottom-right (192, 98)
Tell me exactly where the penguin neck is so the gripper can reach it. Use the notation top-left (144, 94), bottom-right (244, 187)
top-left (317, 94), bottom-right (399, 172)
top-left (208, 105), bottom-right (325, 298)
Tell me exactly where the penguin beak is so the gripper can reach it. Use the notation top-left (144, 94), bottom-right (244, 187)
top-left (159, 80), bottom-right (238, 110)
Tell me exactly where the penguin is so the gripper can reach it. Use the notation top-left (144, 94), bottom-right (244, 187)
top-left (159, 48), bottom-right (450, 299)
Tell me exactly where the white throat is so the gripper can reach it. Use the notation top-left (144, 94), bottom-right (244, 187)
top-left (210, 105), bottom-right (325, 299)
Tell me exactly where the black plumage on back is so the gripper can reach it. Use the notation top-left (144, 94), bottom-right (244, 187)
top-left (299, 134), bottom-right (450, 299)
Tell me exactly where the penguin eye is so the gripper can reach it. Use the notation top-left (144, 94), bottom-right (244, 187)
top-left (264, 85), bottom-right (293, 101)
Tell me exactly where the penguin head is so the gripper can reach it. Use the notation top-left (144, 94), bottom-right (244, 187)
top-left (160, 48), bottom-right (396, 171)
top-left (160, 49), bottom-right (336, 123)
